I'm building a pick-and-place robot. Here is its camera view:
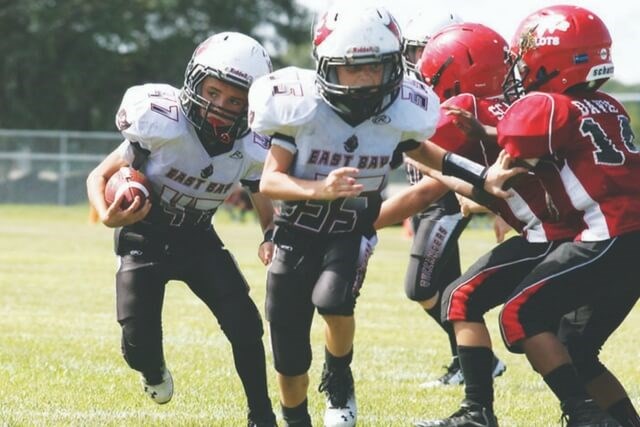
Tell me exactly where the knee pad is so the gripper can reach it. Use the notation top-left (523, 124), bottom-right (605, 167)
top-left (270, 320), bottom-right (312, 376)
top-left (313, 269), bottom-right (356, 316)
top-left (565, 334), bottom-right (606, 382)
top-left (119, 317), bottom-right (163, 372)
top-left (405, 214), bottom-right (466, 302)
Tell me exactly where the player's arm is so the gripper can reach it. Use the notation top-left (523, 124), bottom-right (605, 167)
top-left (374, 176), bottom-right (448, 230)
top-left (248, 191), bottom-right (275, 265)
top-left (443, 105), bottom-right (497, 144)
top-left (259, 143), bottom-right (363, 200)
top-left (86, 148), bottom-right (151, 228)
top-left (405, 141), bottom-right (526, 199)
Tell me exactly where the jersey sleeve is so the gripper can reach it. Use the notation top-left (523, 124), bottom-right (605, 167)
top-left (390, 79), bottom-right (441, 142)
top-left (430, 94), bottom-right (477, 156)
top-left (248, 67), bottom-right (320, 140)
top-left (497, 93), bottom-right (578, 159)
top-left (239, 133), bottom-right (270, 192)
top-left (115, 83), bottom-right (184, 153)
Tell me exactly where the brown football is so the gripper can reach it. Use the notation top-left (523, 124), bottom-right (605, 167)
top-left (104, 167), bottom-right (152, 210)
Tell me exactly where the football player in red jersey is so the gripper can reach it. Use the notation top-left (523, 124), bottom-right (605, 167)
top-left (492, 5), bottom-right (640, 426)
top-left (388, 17), bottom-right (510, 390)
top-left (378, 23), bottom-right (578, 427)
top-left (87, 33), bottom-right (278, 426)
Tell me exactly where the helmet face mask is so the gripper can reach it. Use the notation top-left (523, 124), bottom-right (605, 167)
top-left (313, 6), bottom-right (404, 125)
top-left (180, 32), bottom-right (272, 153)
top-left (503, 5), bottom-right (613, 100)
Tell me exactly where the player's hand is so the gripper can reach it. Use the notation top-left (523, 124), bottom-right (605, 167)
top-left (493, 215), bottom-right (512, 243)
top-left (455, 193), bottom-right (488, 217)
top-left (483, 150), bottom-right (528, 199)
top-left (318, 167), bottom-right (363, 199)
top-left (258, 241), bottom-right (274, 265)
top-left (101, 193), bottom-right (151, 228)
top-left (444, 105), bottom-right (487, 140)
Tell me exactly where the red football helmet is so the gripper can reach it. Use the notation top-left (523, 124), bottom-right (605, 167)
top-left (504, 5), bottom-right (613, 100)
top-left (417, 23), bottom-right (509, 101)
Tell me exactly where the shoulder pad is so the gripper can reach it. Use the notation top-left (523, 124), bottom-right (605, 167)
top-left (116, 83), bottom-right (186, 151)
top-left (430, 94), bottom-right (478, 153)
top-left (498, 92), bottom-right (577, 159)
top-left (248, 67), bottom-right (321, 137)
top-left (385, 78), bottom-right (440, 141)
top-left (240, 132), bottom-right (270, 164)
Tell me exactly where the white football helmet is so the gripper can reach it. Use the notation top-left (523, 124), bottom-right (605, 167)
top-left (313, 6), bottom-right (404, 124)
top-left (180, 32), bottom-right (272, 151)
top-left (402, 12), bottom-right (463, 73)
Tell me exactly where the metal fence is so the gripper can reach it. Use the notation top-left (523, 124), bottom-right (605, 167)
top-left (0, 129), bottom-right (121, 205)
top-left (1, 91), bottom-right (638, 205)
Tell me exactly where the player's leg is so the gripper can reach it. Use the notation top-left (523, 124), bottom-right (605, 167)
top-left (115, 228), bottom-right (171, 404)
top-left (266, 227), bottom-right (318, 426)
top-left (184, 240), bottom-right (276, 425)
top-left (564, 290), bottom-right (640, 425)
top-left (416, 236), bottom-right (555, 427)
top-left (405, 202), bottom-right (471, 387)
top-left (314, 233), bottom-right (375, 427)
top-left (500, 232), bottom-right (640, 425)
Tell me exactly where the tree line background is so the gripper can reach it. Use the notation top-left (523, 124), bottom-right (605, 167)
top-left (0, 1), bottom-right (638, 137)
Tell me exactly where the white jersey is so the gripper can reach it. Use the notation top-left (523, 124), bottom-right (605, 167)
top-left (249, 67), bottom-right (439, 234)
top-left (116, 83), bottom-right (269, 229)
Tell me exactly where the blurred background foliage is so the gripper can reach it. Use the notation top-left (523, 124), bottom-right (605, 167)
top-left (0, 0), bottom-right (313, 130)
top-left (0, 1), bottom-right (638, 138)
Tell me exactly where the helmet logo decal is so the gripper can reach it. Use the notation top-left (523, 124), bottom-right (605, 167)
top-left (313, 12), bottom-right (333, 46)
top-left (224, 66), bottom-right (253, 84)
top-left (534, 14), bottom-right (570, 36)
top-left (346, 46), bottom-right (380, 55)
top-left (386, 16), bottom-right (401, 39)
top-left (526, 13), bottom-right (570, 47)
top-left (599, 48), bottom-right (609, 60)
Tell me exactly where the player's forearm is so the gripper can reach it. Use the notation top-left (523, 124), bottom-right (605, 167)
top-left (375, 179), bottom-right (448, 229)
top-left (250, 192), bottom-right (275, 232)
top-left (259, 171), bottom-right (322, 201)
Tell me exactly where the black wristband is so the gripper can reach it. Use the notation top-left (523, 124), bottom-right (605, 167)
top-left (442, 152), bottom-right (488, 188)
top-left (262, 228), bottom-right (274, 244)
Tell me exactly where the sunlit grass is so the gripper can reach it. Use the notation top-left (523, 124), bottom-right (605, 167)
top-left (0, 205), bottom-right (637, 426)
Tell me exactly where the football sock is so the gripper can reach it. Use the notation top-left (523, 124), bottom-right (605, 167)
top-left (458, 345), bottom-right (493, 409)
top-left (282, 399), bottom-right (312, 426)
top-left (543, 363), bottom-right (589, 404)
top-left (608, 398), bottom-right (640, 427)
top-left (425, 305), bottom-right (458, 358)
top-left (232, 338), bottom-right (273, 419)
top-left (325, 347), bottom-right (353, 371)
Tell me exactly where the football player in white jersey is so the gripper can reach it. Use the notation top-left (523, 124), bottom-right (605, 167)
top-left (402, 11), bottom-right (463, 74)
top-left (248, 6), bottom-right (522, 427)
top-left (87, 32), bottom-right (277, 427)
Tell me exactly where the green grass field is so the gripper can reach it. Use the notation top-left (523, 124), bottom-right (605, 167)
top-left (0, 205), bottom-right (638, 426)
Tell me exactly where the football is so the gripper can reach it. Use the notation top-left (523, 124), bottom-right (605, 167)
top-left (104, 167), bottom-right (152, 210)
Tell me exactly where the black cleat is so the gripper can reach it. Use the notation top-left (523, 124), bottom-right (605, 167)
top-left (561, 398), bottom-right (621, 427)
top-left (415, 401), bottom-right (499, 427)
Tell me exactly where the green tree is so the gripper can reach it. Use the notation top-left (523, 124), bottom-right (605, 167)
top-left (0, 0), bottom-right (311, 130)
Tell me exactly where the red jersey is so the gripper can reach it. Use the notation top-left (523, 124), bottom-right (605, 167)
top-left (498, 91), bottom-right (640, 241)
top-left (432, 93), bottom-right (582, 242)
